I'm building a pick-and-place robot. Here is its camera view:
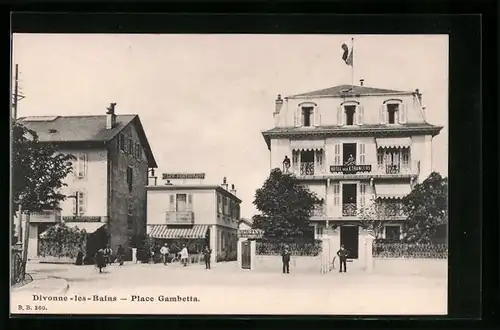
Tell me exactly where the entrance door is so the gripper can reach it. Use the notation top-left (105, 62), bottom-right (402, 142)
top-left (343, 143), bottom-right (357, 165)
top-left (241, 240), bottom-right (251, 269)
top-left (340, 226), bottom-right (359, 259)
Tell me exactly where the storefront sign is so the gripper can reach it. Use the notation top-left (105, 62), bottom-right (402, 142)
top-left (330, 165), bottom-right (372, 174)
top-left (238, 229), bottom-right (264, 239)
top-left (162, 173), bottom-right (206, 180)
top-left (62, 216), bottom-right (102, 222)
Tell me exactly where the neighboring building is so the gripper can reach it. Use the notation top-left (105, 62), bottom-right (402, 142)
top-left (146, 178), bottom-right (241, 263)
top-left (238, 218), bottom-right (253, 231)
top-left (19, 104), bottom-right (157, 260)
top-left (262, 83), bottom-right (443, 259)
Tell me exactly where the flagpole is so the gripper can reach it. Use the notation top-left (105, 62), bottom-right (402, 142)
top-left (351, 37), bottom-right (354, 87)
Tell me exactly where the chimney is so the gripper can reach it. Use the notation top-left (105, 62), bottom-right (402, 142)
top-left (274, 94), bottom-right (283, 114)
top-left (230, 184), bottom-right (237, 196)
top-left (106, 103), bottom-right (117, 129)
top-left (359, 79), bottom-right (364, 86)
top-left (221, 177), bottom-right (228, 191)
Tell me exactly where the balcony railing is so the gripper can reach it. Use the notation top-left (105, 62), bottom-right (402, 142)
top-left (292, 162), bottom-right (326, 176)
top-left (375, 161), bottom-right (420, 175)
top-left (29, 210), bottom-right (62, 223)
top-left (342, 203), bottom-right (357, 217)
top-left (165, 211), bottom-right (194, 225)
top-left (300, 162), bottom-right (315, 175)
top-left (312, 204), bottom-right (326, 217)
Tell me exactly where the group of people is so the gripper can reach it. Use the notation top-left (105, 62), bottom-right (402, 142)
top-left (158, 243), bottom-right (213, 269)
top-left (280, 245), bottom-right (350, 274)
top-left (94, 244), bottom-right (125, 273)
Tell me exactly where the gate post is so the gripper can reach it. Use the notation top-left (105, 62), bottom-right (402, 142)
top-left (365, 235), bottom-right (374, 273)
top-left (250, 240), bottom-right (256, 270)
top-left (237, 238), bottom-right (244, 269)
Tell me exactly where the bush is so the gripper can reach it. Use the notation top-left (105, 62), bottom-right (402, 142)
top-left (255, 239), bottom-right (322, 256)
top-left (373, 242), bottom-right (448, 259)
top-left (39, 223), bottom-right (87, 259)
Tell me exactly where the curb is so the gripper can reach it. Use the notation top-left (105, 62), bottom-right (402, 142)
top-left (12, 276), bottom-right (70, 295)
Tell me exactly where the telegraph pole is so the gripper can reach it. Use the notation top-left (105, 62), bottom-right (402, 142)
top-left (13, 64), bottom-right (19, 120)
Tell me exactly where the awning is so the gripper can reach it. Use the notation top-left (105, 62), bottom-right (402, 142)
top-left (39, 222), bottom-right (105, 238)
top-left (290, 139), bottom-right (325, 151)
top-left (375, 183), bottom-right (412, 199)
top-left (148, 224), bottom-right (209, 239)
top-left (375, 137), bottom-right (411, 149)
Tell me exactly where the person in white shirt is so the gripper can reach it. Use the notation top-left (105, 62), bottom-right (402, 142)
top-left (180, 245), bottom-right (189, 267)
top-left (160, 243), bottom-right (170, 266)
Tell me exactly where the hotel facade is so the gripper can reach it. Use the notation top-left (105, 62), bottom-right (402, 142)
top-left (18, 105), bottom-right (157, 260)
top-left (146, 177), bottom-right (241, 264)
top-left (262, 83), bottom-right (442, 259)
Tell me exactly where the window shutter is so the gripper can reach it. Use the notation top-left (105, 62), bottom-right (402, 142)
top-left (314, 108), bottom-right (321, 126)
top-left (187, 193), bottom-right (193, 211)
top-left (169, 195), bottom-right (175, 211)
top-left (334, 144), bottom-right (341, 165)
top-left (359, 184), bottom-right (367, 208)
top-left (77, 154), bottom-right (87, 178)
top-left (359, 143), bottom-right (366, 165)
top-left (399, 103), bottom-right (407, 124)
top-left (337, 106), bottom-right (343, 126)
top-left (379, 105), bottom-right (386, 124)
top-left (357, 105), bottom-right (364, 125)
top-left (332, 184), bottom-right (340, 207)
top-left (294, 107), bottom-right (300, 127)
top-left (72, 192), bottom-right (77, 214)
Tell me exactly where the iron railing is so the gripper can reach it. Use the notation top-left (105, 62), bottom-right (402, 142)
top-left (165, 211), bottom-right (194, 225)
top-left (255, 240), bottom-right (322, 256)
top-left (372, 242), bottom-right (448, 259)
top-left (342, 203), bottom-right (357, 216)
top-left (300, 162), bottom-right (315, 176)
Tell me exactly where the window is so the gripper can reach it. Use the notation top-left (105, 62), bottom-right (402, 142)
top-left (72, 190), bottom-right (87, 215)
top-left (359, 144), bottom-right (366, 165)
top-left (74, 153), bottom-right (88, 178)
top-left (402, 148), bottom-right (410, 168)
top-left (136, 144), bottom-right (141, 159)
top-left (315, 150), bottom-right (324, 167)
top-left (377, 149), bottom-right (384, 165)
top-left (302, 107), bottom-right (313, 127)
top-left (127, 137), bottom-right (134, 154)
top-left (332, 184), bottom-right (340, 206)
top-left (344, 105), bottom-right (356, 126)
top-left (385, 225), bottom-right (401, 240)
top-left (217, 193), bottom-right (222, 213)
top-left (315, 226), bottom-right (324, 237)
top-left (169, 195), bottom-right (175, 211)
top-left (387, 104), bottom-right (399, 124)
top-left (225, 197), bottom-right (230, 215)
top-left (176, 194), bottom-right (187, 212)
top-left (126, 166), bottom-right (133, 193)
top-left (119, 134), bottom-right (125, 152)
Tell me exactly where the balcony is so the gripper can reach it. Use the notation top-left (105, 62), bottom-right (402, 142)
top-left (292, 162), bottom-right (326, 177)
top-left (342, 203), bottom-right (357, 217)
top-left (29, 209), bottom-right (62, 223)
top-left (311, 203), bottom-right (326, 218)
top-left (165, 211), bottom-right (194, 225)
top-left (327, 160), bottom-right (420, 179)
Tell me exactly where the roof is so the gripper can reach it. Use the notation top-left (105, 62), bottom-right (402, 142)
top-left (18, 115), bottom-right (157, 168)
top-left (146, 184), bottom-right (242, 203)
top-left (262, 123), bottom-right (443, 149)
top-left (238, 218), bottom-right (253, 227)
top-left (288, 84), bottom-right (413, 98)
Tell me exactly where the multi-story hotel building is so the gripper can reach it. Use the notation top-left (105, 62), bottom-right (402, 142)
top-left (262, 83), bottom-right (442, 259)
top-left (146, 177), bottom-right (241, 263)
top-left (19, 105), bottom-right (157, 260)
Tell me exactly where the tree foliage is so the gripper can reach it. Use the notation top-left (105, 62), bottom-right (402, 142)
top-left (402, 172), bottom-right (448, 243)
top-left (358, 200), bottom-right (404, 238)
top-left (252, 168), bottom-right (321, 241)
top-left (12, 122), bottom-right (75, 215)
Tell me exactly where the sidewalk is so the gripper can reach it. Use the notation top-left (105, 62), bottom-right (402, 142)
top-left (12, 266), bottom-right (70, 295)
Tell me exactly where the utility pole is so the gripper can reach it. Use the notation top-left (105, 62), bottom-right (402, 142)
top-left (12, 64), bottom-right (26, 120)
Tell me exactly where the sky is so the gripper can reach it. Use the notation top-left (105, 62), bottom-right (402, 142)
top-left (12, 34), bottom-right (448, 219)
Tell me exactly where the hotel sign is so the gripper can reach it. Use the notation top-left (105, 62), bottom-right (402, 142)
top-left (62, 216), bottom-right (101, 222)
top-left (238, 229), bottom-right (264, 239)
top-left (330, 165), bottom-right (372, 174)
top-left (162, 173), bottom-right (206, 180)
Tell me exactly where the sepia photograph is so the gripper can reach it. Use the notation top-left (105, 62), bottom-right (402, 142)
top-left (10, 33), bottom-right (448, 315)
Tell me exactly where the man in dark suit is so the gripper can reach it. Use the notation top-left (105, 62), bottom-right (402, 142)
top-left (281, 245), bottom-right (291, 274)
top-left (337, 245), bottom-right (348, 273)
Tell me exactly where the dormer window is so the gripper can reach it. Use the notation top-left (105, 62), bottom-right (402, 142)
top-left (302, 107), bottom-right (313, 127)
top-left (387, 103), bottom-right (399, 124)
top-left (345, 105), bottom-right (356, 126)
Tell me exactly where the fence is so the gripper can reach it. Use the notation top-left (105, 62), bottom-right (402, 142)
top-left (372, 242), bottom-right (448, 259)
top-left (255, 240), bottom-right (322, 256)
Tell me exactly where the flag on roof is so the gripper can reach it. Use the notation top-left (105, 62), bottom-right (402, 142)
top-left (341, 43), bottom-right (353, 67)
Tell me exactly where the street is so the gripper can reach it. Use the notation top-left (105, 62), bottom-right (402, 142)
top-left (11, 261), bottom-right (447, 315)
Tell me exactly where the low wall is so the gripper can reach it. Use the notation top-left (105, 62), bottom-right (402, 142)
top-left (253, 255), bottom-right (321, 274)
top-left (38, 256), bottom-right (76, 264)
top-left (373, 258), bottom-right (448, 277)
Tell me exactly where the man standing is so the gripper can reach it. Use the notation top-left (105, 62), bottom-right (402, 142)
top-left (283, 155), bottom-right (291, 174)
top-left (103, 245), bottom-right (113, 265)
top-left (203, 246), bottom-right (212, 269)
top-left (180, 245), bottom-right (189, 267)
top-left (281, 245), bottom-right (291, 274)
top-left (116, 244), bottom-right (125, 266)
top-left (337, 245), bottom-right (348, 273)
top-left (160, 243), bottom-right (170, 266)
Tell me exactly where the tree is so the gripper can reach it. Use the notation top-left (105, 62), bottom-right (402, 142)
top-left (252, 168), bottom-right (321, 241)
top-left (358, 199), bottom-right (404, 239)
top-left (401, 172), bottom-right (448, 243)
top-left (12, 122), bottom-right (75, 227)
